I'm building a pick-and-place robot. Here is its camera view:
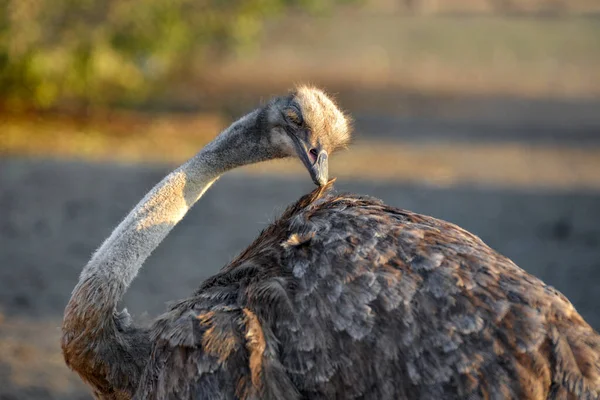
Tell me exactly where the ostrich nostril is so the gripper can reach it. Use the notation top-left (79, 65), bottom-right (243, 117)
top-left (309, 148), bottom-right (318, 163)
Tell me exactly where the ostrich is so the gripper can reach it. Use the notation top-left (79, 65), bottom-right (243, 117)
top-left (63, 87), bottom-right (600, 400)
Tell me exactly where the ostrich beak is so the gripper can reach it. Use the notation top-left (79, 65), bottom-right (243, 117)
top-left (309, 149), bottom-right (329, 186)
top-left (291, 134), bottom-right (329, 186)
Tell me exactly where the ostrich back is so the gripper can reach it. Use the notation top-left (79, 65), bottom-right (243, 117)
top-left (136, 183), bottom-right (600, 399)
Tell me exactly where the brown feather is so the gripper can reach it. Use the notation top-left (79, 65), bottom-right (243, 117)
top-left (134, 183), bottom-right (600, 399)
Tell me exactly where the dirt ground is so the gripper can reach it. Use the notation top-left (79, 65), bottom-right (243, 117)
top-left (1, 155), bottom-right (599, 399)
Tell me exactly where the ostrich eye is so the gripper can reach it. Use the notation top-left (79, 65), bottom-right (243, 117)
top-left (285, 109), bottom-right (302, 126)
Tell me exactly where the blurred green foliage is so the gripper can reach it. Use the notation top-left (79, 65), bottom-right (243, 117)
top-left (0, 0), bottom-right (352, 110)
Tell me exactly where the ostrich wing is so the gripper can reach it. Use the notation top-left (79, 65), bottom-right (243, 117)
top-left (136, 184), bottom-right (600, 399)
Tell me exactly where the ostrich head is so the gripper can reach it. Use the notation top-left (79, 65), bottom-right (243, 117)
top-left (261, 85), bottom-right (351, 186)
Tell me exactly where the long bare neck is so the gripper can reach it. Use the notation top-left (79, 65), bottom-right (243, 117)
top-left (64, 109), bottom-right (272, 328)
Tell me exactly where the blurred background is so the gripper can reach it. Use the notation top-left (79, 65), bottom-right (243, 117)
top-left (1, 0), bottom-right (599, 398)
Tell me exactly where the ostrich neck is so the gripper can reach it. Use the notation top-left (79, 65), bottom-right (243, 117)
top-left (66, 109), bottom-right (270, 321)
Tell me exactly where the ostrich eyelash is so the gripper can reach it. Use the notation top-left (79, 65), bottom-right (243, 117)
top-left (286, 109), bottom-right (302, 125)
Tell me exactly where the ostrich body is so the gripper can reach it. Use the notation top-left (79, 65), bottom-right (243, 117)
top-left (134, 183), bottom-right (600, 400)
top-left (63, 88), bottom-right (600, 399)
